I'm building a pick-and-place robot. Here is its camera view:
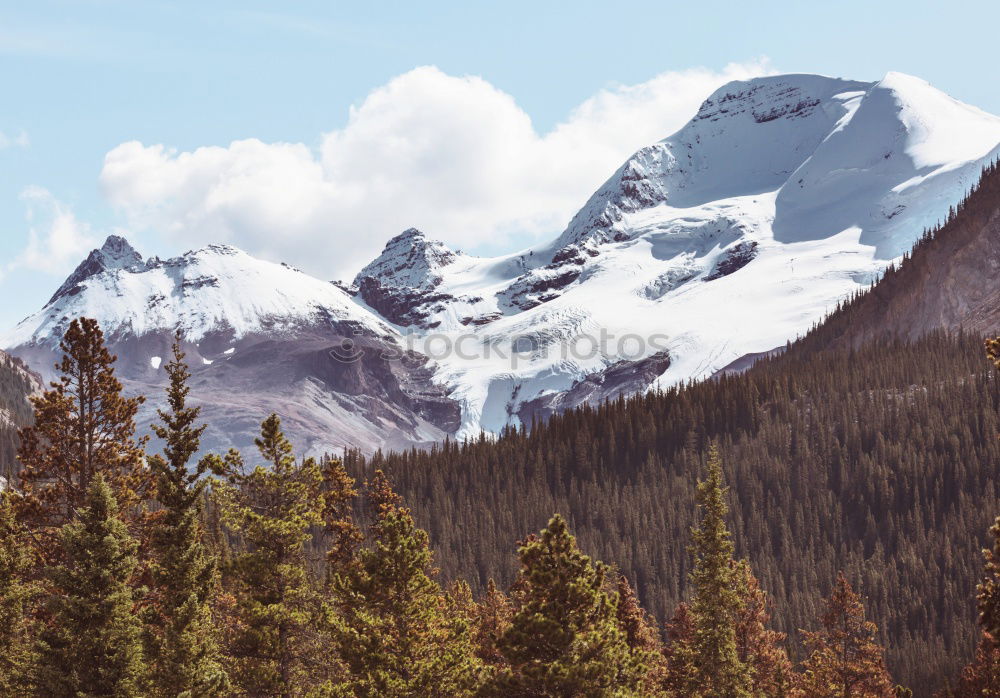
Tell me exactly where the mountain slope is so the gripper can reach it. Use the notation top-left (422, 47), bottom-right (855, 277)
top-left (1, 238), bottom-right (460, 455)
top-left (0, 349), bottom-right (41, 486)
top-left (798, 158), bottom-right (1000, 350)
top-left (347, 72), bottom-right (1000, 436)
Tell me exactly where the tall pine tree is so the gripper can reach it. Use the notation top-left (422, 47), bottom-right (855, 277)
top-left (210, 413), bottom-right (328, 697)
top-left (35, 474), bottom-right (147, 697)
top-left (16, 317), bottom-right (148, 551)
top-left (147, 337), bottom-right (229, 696)
top-left (0, 491), bottom-right (36, 695)
top-left (616, 574), bottom-right (669, 693)
top-left (485, 513), bottom-right (654, 697)
top-left (731, 559), bottom-right (794, 696)
top-left (325, 469), bottom-right (481, 697)
top-left (681, 444), bottom-right (753, 697)
top-left (797, 572), bottom-right (896, 697)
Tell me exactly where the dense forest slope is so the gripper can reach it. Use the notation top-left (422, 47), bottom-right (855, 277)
top-left (0, 349), bottom-right (41, 483)
top-left (345, 163), bottom-right (1000, 693)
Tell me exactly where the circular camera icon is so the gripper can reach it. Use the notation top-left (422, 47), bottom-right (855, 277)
top-left (329, 336), bottom-right (365, 363)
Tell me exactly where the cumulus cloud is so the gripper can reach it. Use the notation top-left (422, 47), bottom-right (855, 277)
top-left (10, 186), bottom-right (98, 275)
top-left (100, 60), bottom-right (773, 280)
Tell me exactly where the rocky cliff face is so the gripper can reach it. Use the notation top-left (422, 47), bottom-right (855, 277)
top-left (0, 349), bottom-right (42, 482)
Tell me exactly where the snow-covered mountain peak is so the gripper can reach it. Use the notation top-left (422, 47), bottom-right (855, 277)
top-left (98, 234), bottom-right (144, 267)
top-left (6, 237), bottom-right (393, 353)
top-left (554, 74), bottom-right (873, 253)
top-left (354, 228), bottom-right (459, 292)
top-left (7, 71), bottom-right (1000, 452)
top-left (50, 234), bottom-right (146, 304)
top-left (351, 228), bottom-right (476, 327)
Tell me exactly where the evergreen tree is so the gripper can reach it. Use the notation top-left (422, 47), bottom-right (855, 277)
top-left (0, 491), bottom-right (36, 695)
top-left (664, 602), bottom-right (698, 695)
top-left (16, 317), bottom-right (148, 551)
top-left (473, 578), bottom-right (512, 670)
top-left (616, 574), bottom-right (668, 693)
top-left (685, 444), bottom-right (753, 697)
top-left (320, 455), bottom-right (362, 576)
top-left (211, 413), bottom-right (328, 697)
top-left (978, 336), bottom-right (1000, 645)
top-left (797, 572), bottom-right (895, 697)
top-left (35, 474), bottom-right (147, 697)
top-left (325, 469), bottom-right (481, 697)
top-left (731, 559), bottom-right (794, 696)
top-left (147, 338), bottom-right (229, 696)
top-left (485, 513), bottom-right (653, 697)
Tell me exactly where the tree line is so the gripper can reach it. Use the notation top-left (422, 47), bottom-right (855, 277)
top-left (5, 317), bottom-right (985, 695)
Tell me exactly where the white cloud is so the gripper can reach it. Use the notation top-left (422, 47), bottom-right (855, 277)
top-left (100, 60), bottom-right (773, 280)
top-left (0, 130), bottom-right (29, 149)
top-left (9, 186), bottom-right (98, 275)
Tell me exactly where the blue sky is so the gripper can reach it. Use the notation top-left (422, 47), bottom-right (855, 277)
top-left (2, 0), bottom-right (999, 329)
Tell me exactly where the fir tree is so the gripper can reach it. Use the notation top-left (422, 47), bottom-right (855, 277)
top-left (685, 444), bottom-right (753, 697)
top-left (731, 559), bottom-right (794, 697)
top-left (16, 317), bottom-right (148, 550)
top-left (35, 474), bottom-right (147, 697)
top-left (797, 572), bottom-right (895, 697)
top-left (979, 336), bottom-right (1000, 644)
top-left (485, 513), bottom-right (653, 697)
top-left (325, 469), bottom-right (481, 697)
top-left (147, 337), bottom-right (229, 696)
top-left (944, 640), bottom-right (1000, 696)
top-left (210, 413), bottom-right (328, 697)
top-left (320, 455), bottom-right (362, 576)
top-left (664, 602), bottom-right (698, 696)
top-left (0, 491), bottom-right (36, 695)
top-left (616, 574), bottom-right (668, 693)
top-left (473, 578), bottom-right (513, 670)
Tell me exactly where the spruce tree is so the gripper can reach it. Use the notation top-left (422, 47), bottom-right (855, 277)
top-left (473, 578), bottom-right (512, 670)
top-left (210, 413), bottom-right (327, 697)
top-left (946, 640), bottom-right (1000, 696)
top-left (320, 455), bottom-right (362, 576)
top-left (685, 444), bottom-right (752, 697)
top-left (797, 572), bottom-right (895, 697)
top-left (664, 602), bottom-right (698, 695)
top-left (731, 559), bottom-right (794, 696)
top-left (16, 317), bottom-right (148, 551)
top-left (0, 491), bottom-right (36, 695)
top-left (616, 574), bottom-right (668, 692)
top-left (325, 469), bottom-right (481, 697)
top-left (35, 474), bottom-right (147, 697)
top-left (147, 338), bottom-right (229, 696)
top-left (485, 514), bottom-right (653, 697)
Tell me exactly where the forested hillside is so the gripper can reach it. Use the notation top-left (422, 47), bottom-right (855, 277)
top-left (345, 331), bottom-right (999, 692)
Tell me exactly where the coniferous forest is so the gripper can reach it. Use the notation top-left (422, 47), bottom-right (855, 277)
top-left (2, 317), bottom-right (1000, 696)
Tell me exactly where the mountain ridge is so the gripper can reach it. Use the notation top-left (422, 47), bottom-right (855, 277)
top-left (5, 71), bottom-right (1000, 451)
